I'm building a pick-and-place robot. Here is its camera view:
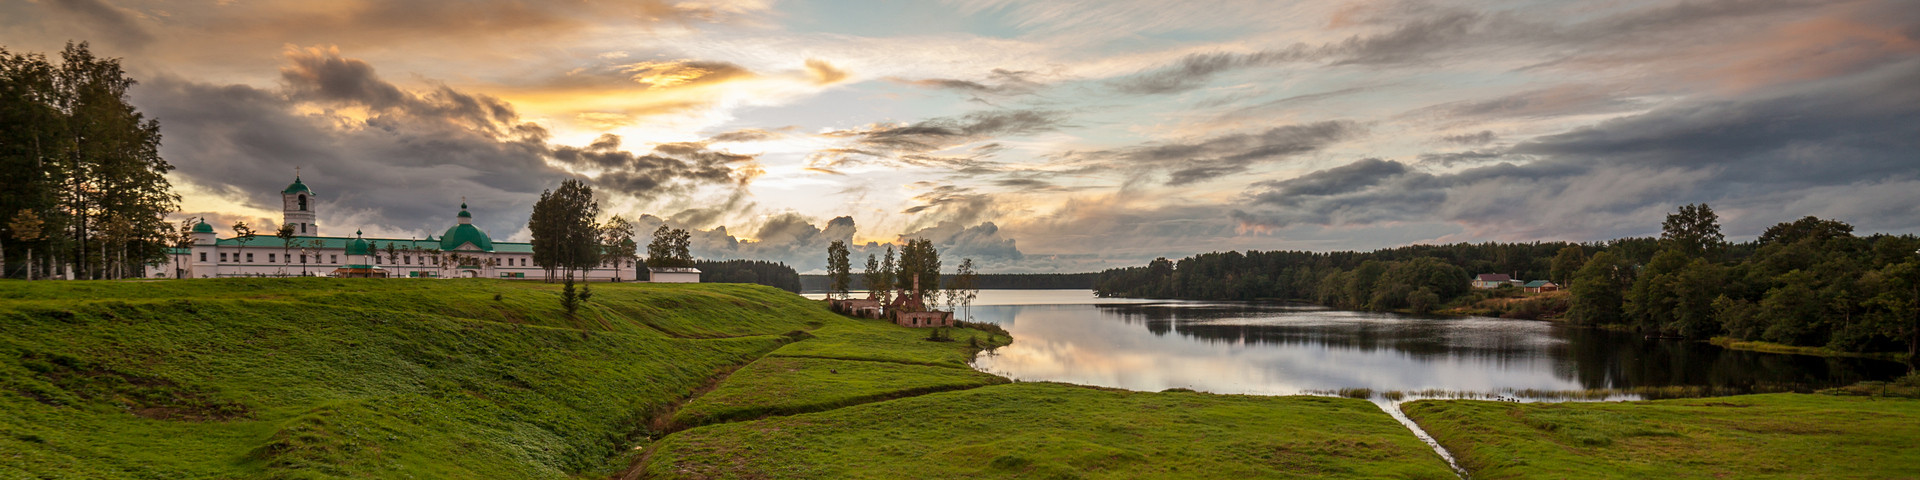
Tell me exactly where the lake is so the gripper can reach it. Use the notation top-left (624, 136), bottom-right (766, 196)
top-left (814, 289), bottom-right (1910, 399)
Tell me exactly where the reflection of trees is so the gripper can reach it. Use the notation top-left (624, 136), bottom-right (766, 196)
top-left (1539, 325), bottom-right (1906, 391)
top-left (1099, 304), bottom-right (1907, 392)
top-left (1100, 304), bottom-right (1537, 362)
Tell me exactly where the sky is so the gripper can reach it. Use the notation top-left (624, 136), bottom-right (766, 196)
top-left (4, 0), bottom-right (1918, 273)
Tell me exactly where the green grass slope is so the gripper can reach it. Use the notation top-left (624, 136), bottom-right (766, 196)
top-left (0, 279), bottom-right (838, 479)
top-left (643, 382), bottom-right (1457, 479)
top-left (1402, 394), bottom-right (1920, 479)
top-left (669, 356), bottom-right (1008, 429)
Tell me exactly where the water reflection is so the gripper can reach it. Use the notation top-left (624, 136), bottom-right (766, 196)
top-left (969, 300), bottom-right (1907, 396)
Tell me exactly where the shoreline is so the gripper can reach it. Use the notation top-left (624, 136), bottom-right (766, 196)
top-left (1099, 292), bottom-right (1915, 363)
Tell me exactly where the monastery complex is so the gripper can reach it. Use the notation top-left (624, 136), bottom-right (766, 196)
top-left (147, 177), bottom-right (643, 281)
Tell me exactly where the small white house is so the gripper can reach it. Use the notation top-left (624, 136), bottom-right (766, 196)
top-left (648, 267), bottom-right (701, 283)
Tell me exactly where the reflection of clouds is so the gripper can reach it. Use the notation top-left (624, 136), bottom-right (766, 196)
top-left (973, 304), bottom-right (1594, 394)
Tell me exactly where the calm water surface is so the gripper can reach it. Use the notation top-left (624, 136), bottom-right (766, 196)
top-left (919, 290), bottom-right (1912, 396)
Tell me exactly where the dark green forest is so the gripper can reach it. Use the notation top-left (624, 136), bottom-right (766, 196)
top-left (1096, 206), bottom-right (1920, 357)
top-left (689, 259), bottom-right (803, 292)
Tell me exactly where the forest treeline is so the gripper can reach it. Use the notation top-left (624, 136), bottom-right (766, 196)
top-left (800, 273), bottom-right (1095, 292)
top-left (692, 259), bottom-right (803, 293)
top-left (2, 43), bottom-right (178, 280)
top-left (1095, 206), bottom-right (1920, 357)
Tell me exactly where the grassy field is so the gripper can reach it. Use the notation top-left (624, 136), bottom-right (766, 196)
top-left (1402, 393), bottom-right (1920, 479)
top-left (643, 382), bottom-right (1457, 479)
top-left (0, 279), bottom-right (837, 479)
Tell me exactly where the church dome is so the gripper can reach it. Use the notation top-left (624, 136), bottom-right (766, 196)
top-left (346, 230), bottom-right (371, 255)
top-left (283, 176), bottom-right (313, 195)
top-left (439, 204), bottom-right (492, 251)
top-left (191, 220), bottom-right (214, 233)
top-left (439, 224), bottom-right (494, 251)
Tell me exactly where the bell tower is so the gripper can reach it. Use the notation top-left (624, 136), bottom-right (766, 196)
top-left (281, 170), bottom-right (318, 236)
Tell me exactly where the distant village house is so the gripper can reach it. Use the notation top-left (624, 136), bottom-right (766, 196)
top-left (1471, 273), bottom-right (1513, 289)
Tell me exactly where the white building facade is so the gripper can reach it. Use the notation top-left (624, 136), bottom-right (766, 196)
top-left (147, 177), bottom-right (640, 281)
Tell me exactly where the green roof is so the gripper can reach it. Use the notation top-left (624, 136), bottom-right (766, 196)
top-left (191, 220), bottom-right (214, 233)
top-left (439, 223), bottom-right (494, 252)
top-left (208, 235), bottom-right (528, 253)
top-left (282, 177), bottom-right (312, 195)
top-left (1523, 280), bottom-right (1555, 287)
top-left (345, 236), bottom-right (371, 256)
top-left (215, 235), bottom-right (446, 251)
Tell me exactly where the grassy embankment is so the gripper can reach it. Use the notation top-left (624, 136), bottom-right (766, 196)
top-left (0, 279), bottom-right (843, 479)
top-left (3, 278), bottom-right (1462, 479)
top-left (1442, 289), bottom-right (1570, 320)
top-left (1707, 337), bottom-right (1909, 362)
top-left (1403, 389), bottom-right (1920, 479)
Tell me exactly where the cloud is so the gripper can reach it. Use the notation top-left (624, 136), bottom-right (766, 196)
top-left (1227, 58), bottom-right (1920, 240)
top-left (900, 220), bottom-right (1024, 268)
top-left (1109, 0), bottom-right (1845, 95)
top-left (1058, 120), bottom-right (1364, 185)
top-left (1415, 149), bottom-right (1509, 168)
top-left (621, 59), bottom-right (755, 88)
top-left (138, 47), bottom-right (761, 241)
top-left (46, 0), bottom-right (152, 49)
top-left (631, 212), bottom-right (1029, 273)
top-left (804, 58), bottom-right (849, 85)
top-left (809, 109), bottom-right (1065, 170)
top-left (890, 68), bottom-right (1044, 100)
top-left (548, 134), bottom-right (756, 195)
top-left (1438, 130), bottom-right (1495, 145)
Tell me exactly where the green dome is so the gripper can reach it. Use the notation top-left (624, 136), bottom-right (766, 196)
top-left (191, 220), bottom-right (214, 233)
top-left (457, 203), bottom-right (472, 218)
top-left (346, 230), bottom-right (370, 255)
top-left (282, 176), bottom-right (312, 195)
top-left (439, 224), bottom-right (494, 251)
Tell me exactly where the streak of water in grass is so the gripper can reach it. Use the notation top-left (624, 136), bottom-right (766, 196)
top-left (1375, 399), bottom-right (1469, 480)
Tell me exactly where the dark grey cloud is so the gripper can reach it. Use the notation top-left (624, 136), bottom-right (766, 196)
top-left (902, 183), bottom-right (994, 226)
top-left (1438, 131), bottom-right (1495, 146)
top-left (137, 48), bottom-right (757, 240)
top-left (900, 221), bottom-right (1024, 266)
top-left (1112, 0), bottom-right (1840, 95)
top-left (892, 68), bottom-right (1043, 100)
top-left (46, 0), bottom-right (151, 49)
top-left (1112, 49), bottom-right (1318, 95)
top-left (1057, 120), bottom-right (1363, 186)
top-left (1232, 158), bottom-right (1445, 230)
top-left (810, 109), bottom-right (1064, 171)
top-left (1403, 86), bottom-right (1646, 128)
top-left (1415, 149), bottom-right (1509, 167)
top-left (549, 135), bottom-right (753, 194)
top-left (1228, 59), bottom-right (1920, 239)
top-left (1247, 158), bottom-right (1411, 204)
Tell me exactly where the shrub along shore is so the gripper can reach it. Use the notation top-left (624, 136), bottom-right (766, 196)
top-left (4, 278), bottom-right (1915, 479)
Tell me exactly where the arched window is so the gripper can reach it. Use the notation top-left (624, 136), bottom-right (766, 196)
top-left (297, 195), bottom-right (307, 211)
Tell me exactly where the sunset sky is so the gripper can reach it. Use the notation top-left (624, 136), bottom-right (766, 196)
top-left (4, 0), bottom-right (1917, 272)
